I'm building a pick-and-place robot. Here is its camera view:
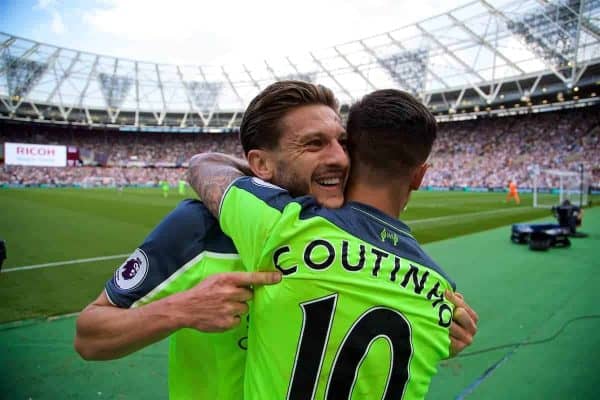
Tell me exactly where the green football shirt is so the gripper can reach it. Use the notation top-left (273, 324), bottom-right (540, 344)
top-left (106, 199), bottom-right (247, 399)
top-left (219, 177), bottom-right (456, 400)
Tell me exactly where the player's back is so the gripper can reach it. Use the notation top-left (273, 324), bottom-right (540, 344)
top-left (220, 179), bottom-right (455, 400)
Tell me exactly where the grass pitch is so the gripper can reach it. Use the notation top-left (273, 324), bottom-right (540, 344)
top-left (0, 187), bottom-right (590, 323)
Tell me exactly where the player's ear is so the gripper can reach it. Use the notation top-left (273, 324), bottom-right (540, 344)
top-left (409, 163), bottom-right (429, 190)
top-left (247, 149), bottom-right (275, 181)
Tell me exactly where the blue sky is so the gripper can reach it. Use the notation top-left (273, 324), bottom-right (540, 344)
top-left (0, 0), bottom-right (464, 65)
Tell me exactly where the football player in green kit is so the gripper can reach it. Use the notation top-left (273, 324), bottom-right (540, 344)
top-left (189, 84), bottom-right (476, 399)
top-left (76, 81), bottom-right (477, 399)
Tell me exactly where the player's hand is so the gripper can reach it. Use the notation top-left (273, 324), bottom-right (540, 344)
top-left (173, 271), bottom-right (282, 332)
top-left (446, 290), bottom-right (479, 357)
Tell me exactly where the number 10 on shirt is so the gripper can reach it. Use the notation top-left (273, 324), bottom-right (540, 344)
top-left (286, 293), bottom-right (413, 400)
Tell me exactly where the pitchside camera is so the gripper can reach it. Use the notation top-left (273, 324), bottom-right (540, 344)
top-left (552, 200), bottom-right (581, 235)
top-left (511, 200), bottom-right (588, 250)
top-left (552, 200), bottom-right (587, 238)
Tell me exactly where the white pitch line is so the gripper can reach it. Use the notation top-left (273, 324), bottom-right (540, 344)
top-left (2, 254), bottom-right (130, 273)
top-left (2, 207), bottom-right (532, 273)
top-left (404, 207), bottom-right (533, 225)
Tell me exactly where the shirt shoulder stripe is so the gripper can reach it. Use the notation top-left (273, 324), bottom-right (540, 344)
top-left (131, 251), bottom-right (240, 308)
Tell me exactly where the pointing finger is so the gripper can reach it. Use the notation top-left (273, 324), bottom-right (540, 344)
top-left (225, 271), bottom-right (282, 287)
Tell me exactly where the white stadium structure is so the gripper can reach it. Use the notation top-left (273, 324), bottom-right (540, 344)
top-left (1, 0), bottom-right (599, 197)
top-left (1, 0), bottom-right (600, 130)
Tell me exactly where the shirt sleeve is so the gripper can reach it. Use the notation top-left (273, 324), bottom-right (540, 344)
top-left (105, 199), bottom-right (218, 308)
top-left (219, 177), bottom-right (294, 271)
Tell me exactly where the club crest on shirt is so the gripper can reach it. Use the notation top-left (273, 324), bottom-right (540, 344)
top-left (115, 248), bottom-right (149, 290)
top-left (380, 227), bottom-right (399, 246)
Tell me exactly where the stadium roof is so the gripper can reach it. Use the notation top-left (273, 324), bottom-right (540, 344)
top-left (1, 0), bottom-right (600, 127)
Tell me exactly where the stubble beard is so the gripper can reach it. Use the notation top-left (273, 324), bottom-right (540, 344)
top-left (272, 160), bottom-right (311, 198)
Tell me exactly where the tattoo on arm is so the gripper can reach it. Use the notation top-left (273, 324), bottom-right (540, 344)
top-left (187, 155), bottom-right (245, 218)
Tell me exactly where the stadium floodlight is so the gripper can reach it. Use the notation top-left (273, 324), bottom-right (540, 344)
top-left (1, 54), bottom-right (47, 104)
top-left (376, 49), bottom-right (429, 95)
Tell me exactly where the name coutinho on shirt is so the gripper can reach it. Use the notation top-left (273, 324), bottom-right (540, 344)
top-left (272, 238), bottom-right (453, 328)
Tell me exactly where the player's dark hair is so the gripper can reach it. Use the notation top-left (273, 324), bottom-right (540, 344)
top-left (346, 89), bottom-right (437, 177)
top-left (239, 80), bottom-right (339, 154)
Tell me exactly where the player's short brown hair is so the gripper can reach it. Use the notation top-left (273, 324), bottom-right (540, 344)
top-left (240, 80), bottom-right (339, 154)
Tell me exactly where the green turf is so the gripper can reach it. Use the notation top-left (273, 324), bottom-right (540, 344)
top-left (0, 188), bottom-right (185, 322)
top-left (0, 316), bottom-right (169, 400)
top-left (0, 187), bottom-right (180, 266)
top-left (0, 188), bottom-right (593, 323)
top-left (404, 191), bottom-right (553, 243)
top-left (0, 190), bottom-right (597, 399)
top-left (425, 207), bottom-right (600, 399)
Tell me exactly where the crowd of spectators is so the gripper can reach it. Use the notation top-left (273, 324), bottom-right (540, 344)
top-left (0, 165), bottom-right (186, 187)
top-left (1, 105), bottom-right (598, 189)
top-left (426, 106), bottom-right (599, 188)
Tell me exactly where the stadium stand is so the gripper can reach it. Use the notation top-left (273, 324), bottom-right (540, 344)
top-left (427, 105), bottom-right (600, 189)
top-left (1, 0), bottom-right (599, 192)
top-left (1, 104), bottom-right (598, 188)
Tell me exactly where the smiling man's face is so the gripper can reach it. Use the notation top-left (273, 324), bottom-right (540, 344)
top-left (267, 104), bottom-right (349, 208)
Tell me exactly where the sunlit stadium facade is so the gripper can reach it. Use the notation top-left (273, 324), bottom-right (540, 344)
top-left (1, 0), bottom-right (600, 130)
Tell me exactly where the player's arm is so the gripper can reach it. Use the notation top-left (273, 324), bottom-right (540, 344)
top-left (75, 271), bottom-right (279, 360)
top-left (74, 199), bottom-right (279, 360)
top-left (188, 152), bottom-right (290, 269)
top-left (187, 152), bottom-right (252, 217)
